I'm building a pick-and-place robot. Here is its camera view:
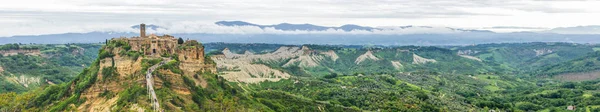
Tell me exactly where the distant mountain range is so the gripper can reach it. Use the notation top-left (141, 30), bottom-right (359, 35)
top-left (214, 21), bottom-right (492, 32)
top-left (1, 21), bottom-right (600, 45)
top-left (216, 21), bottom-right (380, 31)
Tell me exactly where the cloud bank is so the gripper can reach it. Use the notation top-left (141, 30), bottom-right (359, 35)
top-left (128, 21), bottom-right (467, 36)
top-left (2, 0), bottom-right (600, 36)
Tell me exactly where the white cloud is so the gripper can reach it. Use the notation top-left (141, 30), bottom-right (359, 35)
top-left (144, 21), bottom-right (463, 35)
top-left (1, 0), bottom-right (600, 36)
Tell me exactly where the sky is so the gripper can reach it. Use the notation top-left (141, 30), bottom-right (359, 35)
top-left (2, 0), bottom-right (600, 37)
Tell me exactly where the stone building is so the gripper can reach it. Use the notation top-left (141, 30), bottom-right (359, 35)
top-left (111, 24), bottom-right (209, 67)
top-left (109, 24), bottom-right (215, 73)
top-left (114, 23), bottom-right (179, 57)
top-left (113, 24), bottom-right (180, 57)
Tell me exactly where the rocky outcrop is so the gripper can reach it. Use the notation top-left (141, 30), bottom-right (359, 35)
top-left (457, 50), bottom-right (480, 55)
top-left (244, 50), bottom-right (254, 55)
top-left (459, 55), bottom-right (482, 62)
top-left (7, 75), bottom-right (40, 88)
top-left (213, 55), bottom-right (291, 83)
top-left (71, 47), bottom-right (85, 55)
top-left (320, 50), bottom-right (339, 61)
top-left (355, 50), bottom-right (380, 64)
top-left (412, 54), bottom-right (436, 64)
top-left (222, 46), bottom-right (305, 61)
top-left (219, 62), bottom-right (291, 83)
top-left (283, 55), bottom-right (324, 68)
top-left (533, 48), bottom-right (553, 56)
top-left (212, 46), bottom-right (313, 83)
top-left (98, 55), bottom-right (143, 78)
top-left (391, 61), bottom-right (403, 69)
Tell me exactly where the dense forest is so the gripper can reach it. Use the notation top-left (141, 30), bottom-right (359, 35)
top-left (3, 42), bottom-right (600, 111)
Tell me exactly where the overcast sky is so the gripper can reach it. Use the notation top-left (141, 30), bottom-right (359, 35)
top-left (1, 0), bottom-right (600, 37)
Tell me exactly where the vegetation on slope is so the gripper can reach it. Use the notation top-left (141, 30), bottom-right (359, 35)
top-left (0, 43), bottom-right (100, 93)
top-left (4, 42), bottom-right (600, 111)
top-left (537, 51), bottom-right (600, 76)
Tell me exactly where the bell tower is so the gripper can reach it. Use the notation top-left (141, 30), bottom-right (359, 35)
top-left (140, 23), bottom-right (146, 37)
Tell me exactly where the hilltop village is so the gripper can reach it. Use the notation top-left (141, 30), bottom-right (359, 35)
top-left (72, 24), bottom-right (217, 111)
top-left (110, 24), bottom-right (216, 73)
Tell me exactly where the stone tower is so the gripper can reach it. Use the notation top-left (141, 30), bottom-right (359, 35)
top-left (140, 23), bottom-right (146, 37)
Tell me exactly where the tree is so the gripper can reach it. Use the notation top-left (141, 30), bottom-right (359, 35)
top-left (324, 73), bottom-right (338, 79)
top-left (178, 38), bottom-right (184, 44)
top-left (416, 92), bottom-right (429, 101)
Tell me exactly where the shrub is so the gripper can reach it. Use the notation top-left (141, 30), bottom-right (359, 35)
top-left (324, 73), bottom-right (338, 79)
top-left (101, 67), bottom-right (117, 81)
top-left (98, 49), bottom-right (114, 59)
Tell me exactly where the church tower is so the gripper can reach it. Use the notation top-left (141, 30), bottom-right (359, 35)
top-left (140, 23), bottom-right (146, 37)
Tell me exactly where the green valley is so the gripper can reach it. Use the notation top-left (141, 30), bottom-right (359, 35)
top-left (3, 42), bottom-right (600, 111)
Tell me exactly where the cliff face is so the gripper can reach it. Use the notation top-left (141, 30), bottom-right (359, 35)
top-left (355, 50), bottom-right (379, 64)
top-left (48, 38), bottom-right (217, 111)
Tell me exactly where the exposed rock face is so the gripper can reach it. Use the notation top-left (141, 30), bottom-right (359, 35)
top-left (244, 50), bottom-right (254, 55)
top-left (220, 62), bottom-right (291, 83)
top-left (459, 55), bottom-right (482, 62)
top-left (178, 40), bottom-right (216, 74)
top-left (178, 40), bottom-right (205, 63)
top-left (222, 46), bottom-right (305, 61)
top-left (115, 57), bottom-right (142, 76)
top-left (457, 50), bottom-right (480, 55)
top-left (76, 25), bottom-right (215, 111)
top-left (283, 55), bottom-right (324, 68)
top-left (7, 75), bottom-right (40, 88)
top-left (0, 49), bottom-right (41, 56)
top-left (81, 56), bottom-right (146, 111)
top-left (213, 56), bottom-right (291, 83)
top-left (98, 49), bottom-right (143, 78)
top-left (71, 47), bottom-right (85, 55)
top-left (533, 48), bottom-right (553, 56)
top-left (391, 61), bottom-right (403, 69)
top-left (412, 54), bottom-right (437, 64)
top-left (154, 69), bottom-right (192, 94)
top-left (78, 96), bottom-right (119, 112)
top-left (355, 50), bottom-right (380, 64)
top-left (457, 50), bottom-right (483, 61)
top-left (212, 46), bottom-right (312, 83)
top-left (320, 50), bottom-right (339, 61)
top-left (397, 49), bottom-right (410, 52)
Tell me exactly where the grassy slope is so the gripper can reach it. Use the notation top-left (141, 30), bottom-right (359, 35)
top-left (537, 51), bottom-right (600, 76)
top-left (0, 44), bottom-right (101, 93)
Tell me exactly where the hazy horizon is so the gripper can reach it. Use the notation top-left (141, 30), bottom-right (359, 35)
top-left (3, 0), bottom-right (600, 37)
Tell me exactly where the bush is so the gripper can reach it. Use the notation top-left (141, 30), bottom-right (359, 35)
top-left (101, 67), bottom-right (117, 81)
top-left (159, 60), bottom-right (183, 74)
top-left (324, 73), bottom-right (338, 79)
top-left (98, 49), bottom-right (114, 59)
top-left (126, 51), bottom-right (142, 60)
top-left (415, 92), bottom-right (429, 101)
top-left (116, 85), bottom-right (146, 110)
